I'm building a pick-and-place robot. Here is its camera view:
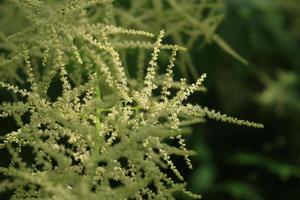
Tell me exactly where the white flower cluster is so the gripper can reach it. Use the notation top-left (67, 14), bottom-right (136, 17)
top-left (0, 1), bottom-right (263, 199)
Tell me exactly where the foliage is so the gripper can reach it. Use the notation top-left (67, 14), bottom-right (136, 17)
top-left (185, 0), bottom-right (300, 199)
top-left (110, 0), bottom-right (248, 79)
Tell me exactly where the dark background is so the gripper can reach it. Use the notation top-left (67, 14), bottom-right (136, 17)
top-left (183, 0), bottom-right (300, 199)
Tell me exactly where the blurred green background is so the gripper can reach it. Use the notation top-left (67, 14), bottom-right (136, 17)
top-left (184, 0), bottom-right (300, 199)
top-left (0, 0), bottom-right (299, 199)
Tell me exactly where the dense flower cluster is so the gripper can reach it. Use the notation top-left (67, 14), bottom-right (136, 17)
top-left (0, 0), bottom-right (263, 199)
